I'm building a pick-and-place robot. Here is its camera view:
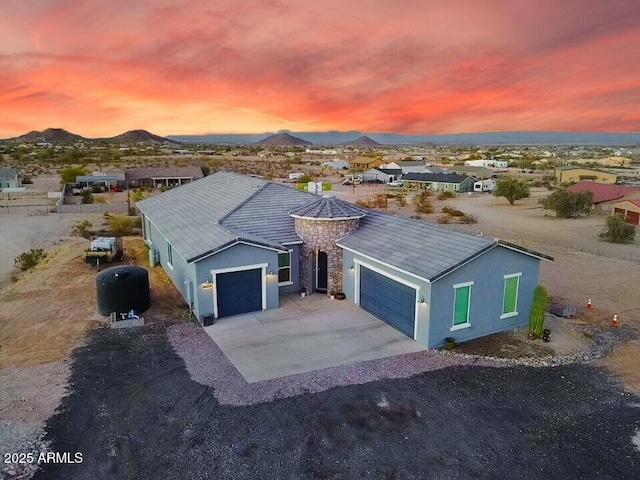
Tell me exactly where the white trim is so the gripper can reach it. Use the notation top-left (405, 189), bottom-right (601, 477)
top-left (194, 240), bottom-right (287, 263)
top-left (452, 282), bottom-right (473, 329)
top-left (210, 263), bottom-right (269, 318)
top-left (450, 323), bottom-right (471, 332)
top-left (354, 259), bottom-right (421, 341)
top-left (338, 244), bottom-right (430, 283)
top-left (501, 273), bottom-right (521, 318)
top-left (167, 262), bottom-right (174, 271)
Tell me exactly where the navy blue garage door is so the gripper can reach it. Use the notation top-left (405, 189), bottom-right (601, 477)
top-left (216, 269), bottom-right (262, 318)
top-left (359, 267), bottom-right (416, 338)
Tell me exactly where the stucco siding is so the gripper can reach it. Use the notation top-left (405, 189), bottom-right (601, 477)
top-left (428, 246), bottom-right (540, 348)
top-left (194, 243), bottom-right (280, 319)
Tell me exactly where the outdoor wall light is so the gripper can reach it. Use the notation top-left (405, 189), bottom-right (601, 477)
top-left (349, 263), bottom-right (355, 270)
top-left (267, 269), bottom-right (275, 276)
top-left (418, 296), bottom-right (426, 304)
top-left (202, 279), bottom-right (213, 290)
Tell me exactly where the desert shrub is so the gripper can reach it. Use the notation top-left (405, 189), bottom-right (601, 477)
top-left (71, 219), bottom-right (93, 239)
top-left (459, 214), bottom-right (478, 224)
top-left (437, 190), bottom-right (457, 200)
top-left (355, 199), bottom-right (370, 207)
top-left (541, 189), bottom-right (593, 218)
top-left (133, 188), bottom-right (146, 201)
top-left (599, 215), bottom-right (635, 243)
top-left (107, 215), bottom-right (135, 236)
top-left (80, 190), bottom-right (94, 204)
top-left (414, 191), bottom-right (433, 213)
top-left (370, 194), bottom-right (387, 209)
top-left (436, 215), bottom-right (451, 224)
top-left (159, 185), bottom-right (167, 192)
top-left (94, 195), bottom-right (107, 204)
top-left (396, 194), bottom-right (407, 207)
top-left (14, 249), bottom-right (46, 271)
top-left (442, 206), bottom-right (464, 217)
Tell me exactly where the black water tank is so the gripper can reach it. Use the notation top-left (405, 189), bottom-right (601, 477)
top-left (96, 266), bottom-right (150, 316)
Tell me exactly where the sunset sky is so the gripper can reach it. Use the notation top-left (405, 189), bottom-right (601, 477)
top-left (1, 0), bottom-right (640, 137)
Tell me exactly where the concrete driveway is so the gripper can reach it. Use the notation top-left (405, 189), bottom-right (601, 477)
top-left (204, 293), bottom-right (425, 382)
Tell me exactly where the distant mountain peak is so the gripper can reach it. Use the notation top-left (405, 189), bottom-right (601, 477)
top-left (255, 132), bottom-right (313, 146)
top-left (342, 135), bottom-right (382, 146)
top-left (105, 129), bottom-right (179, 144)
top-left (16, 128), bottom-right (85, 143)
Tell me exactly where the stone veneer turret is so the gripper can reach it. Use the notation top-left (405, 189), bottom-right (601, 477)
top-left (288, 196), bottom-right (367, 295)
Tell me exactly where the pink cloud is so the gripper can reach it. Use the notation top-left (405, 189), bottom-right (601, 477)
top-left (0, 0), bottom-right (639, 136)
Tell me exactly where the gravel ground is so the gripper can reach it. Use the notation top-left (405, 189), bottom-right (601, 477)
top-left (168, 323), bottom-right (504, 406)
top-left (33, 324), bottom-right (640, 480)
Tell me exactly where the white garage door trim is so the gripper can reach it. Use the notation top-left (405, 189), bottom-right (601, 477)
top-left (211, 263), bottom-right (268, 318)
top-left (354, 259), bottom-right (422, 341)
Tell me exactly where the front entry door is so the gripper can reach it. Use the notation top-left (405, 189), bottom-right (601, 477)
top-left (316, 251), bottom-right (328, 292)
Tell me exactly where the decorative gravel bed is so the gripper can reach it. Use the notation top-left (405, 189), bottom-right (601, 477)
top-left (167, 324), bottom-right (504, 406)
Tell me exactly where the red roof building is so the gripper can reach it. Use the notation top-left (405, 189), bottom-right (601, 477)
top-left (566, 182), bottom-right (640, 213)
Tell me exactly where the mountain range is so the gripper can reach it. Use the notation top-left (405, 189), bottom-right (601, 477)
top-left (5, 128), bottom-right (640, 146)
top-left (169, 130), bottom-right (640, 146)
top-left (6, 128), bottom-right (179, 144)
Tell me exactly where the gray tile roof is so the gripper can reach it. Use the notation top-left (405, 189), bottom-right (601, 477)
top-left (136, 172), bottom-right (270, 262)
top-left (288, 196), bottom-right (368, 220)
top-left (336, 210), bottom-right (497, 282)
top-left (220, 183), bottom-right (317, 245)
top-left (402, 172), bottom-right (472, 183)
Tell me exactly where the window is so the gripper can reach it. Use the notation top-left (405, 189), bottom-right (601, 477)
top-left (144, 216), bottom-right (152, 244)
top-left (278, 251), bottom-right (291, 284)
top-left (501, 273), bottom-right (521, 318)
top-left (167, 242), bottom-right (173, 268)
top-left (452, 282), bottom-right (473, 330)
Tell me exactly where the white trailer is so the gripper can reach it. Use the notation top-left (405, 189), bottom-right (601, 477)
top-left (473, 179), bottom-right (496, 192)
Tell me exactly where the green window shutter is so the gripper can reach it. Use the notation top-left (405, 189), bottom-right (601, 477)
top-left (503, 277), bottom-right (519, 314)
top-left (454, 286), bottom-right (470, 325)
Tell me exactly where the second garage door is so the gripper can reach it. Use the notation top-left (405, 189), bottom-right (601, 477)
top-left (359, 266), bottom-right (416, 338)
top-left (216, 268), bottom-right (263, 318)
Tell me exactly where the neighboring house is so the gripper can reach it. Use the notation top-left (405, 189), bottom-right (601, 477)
top-left (361, 168), bottom-right (402, 183)
top-left (137, 172), bottom-right (551, 349)
top-left (555, 167), bottom-right (617, 184)
top-left (465, 159), bottom-right (509, 168)
top-left (125, 166), bottom-right (204, 187)
top-left (566, 181), bottom-right (640, 214)
top-left (0, 167), bottom-right (21, 189)
top-left (348, 157), bottom-right (385, 169)
top-left (384, 161), bottom-right (426, 174)
top-left (421, 167), bottom-right (447, 174)
top-left (401, 173), bottom-right (476, 193)
top-left (448, 165), bottom-right (495, 179)
top-left (611, 200), bottom-right (640, 225)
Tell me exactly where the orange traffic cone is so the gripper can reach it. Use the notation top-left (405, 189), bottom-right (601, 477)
top-left (587, 298), bottom-right (592, 309)
top-left (611, 314), bottom-right (619, 327)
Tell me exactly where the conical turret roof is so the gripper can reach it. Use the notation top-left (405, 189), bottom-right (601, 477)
top-left (288, 195), bottom-right (367, 220)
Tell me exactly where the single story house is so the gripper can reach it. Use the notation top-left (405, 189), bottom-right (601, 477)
top-left (384, 161), bottom-right (426, 174)
top-left (555, 167), bottom-right (617, 184)
top-left (567, 181), bottom-right (640, 214)
top-left (125, 166), bottom-right (204, 187)
top-left (612, 200), bottom-right (640, 225)
top-left (0, 167), bottom-right (21, 189)
top-left (401, 172), bottom-right (476, 193)
top-left (361, 168), bottom-right (402, 183)
top-left (137, 172), bottom-right (551, 349)
top-left (348, 157), bottom-right (385, 169)
top-left (465, 159), bottom-right (509, 168)
top-left (448, 165), bottom-right (495, 180)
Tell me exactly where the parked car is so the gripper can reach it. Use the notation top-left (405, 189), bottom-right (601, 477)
top-left (388, 181), bottom-right (403, 187)
top-left (110, 184), bottom-right (122, 192)
top-left (91, 184), bottom-right (106, 193)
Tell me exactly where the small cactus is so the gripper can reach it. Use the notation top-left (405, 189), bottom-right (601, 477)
top-left (529, 285), bottom-right (548, 338)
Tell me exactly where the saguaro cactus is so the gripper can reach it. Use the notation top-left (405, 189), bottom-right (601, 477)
top-left (529, 285), bottom-right (548, 338)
